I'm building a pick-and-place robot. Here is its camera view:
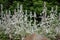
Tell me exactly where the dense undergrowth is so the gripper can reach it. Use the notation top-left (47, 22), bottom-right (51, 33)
top-left (0, 2), bottom-right (60, 40)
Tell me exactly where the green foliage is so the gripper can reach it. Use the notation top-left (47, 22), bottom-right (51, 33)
top-left (0, 0), bottom-right (60, 13)
top-left (0, 31), bottom-right (8, 40)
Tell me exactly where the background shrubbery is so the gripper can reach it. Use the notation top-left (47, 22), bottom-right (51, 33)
top-left (0, 0), bottom-right (60, 13)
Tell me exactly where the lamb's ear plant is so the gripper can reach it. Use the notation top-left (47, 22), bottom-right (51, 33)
top-left (0, 2), bottom-right (60, 40)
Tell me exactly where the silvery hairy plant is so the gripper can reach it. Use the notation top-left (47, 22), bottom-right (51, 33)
top-left (39, 3), bottom-right (60, 39)
top-left (0, 3), bottom-right (39, 39)
top-left (0, 2), bottom-right (60, 40)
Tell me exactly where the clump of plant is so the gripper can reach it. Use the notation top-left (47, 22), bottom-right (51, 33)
top-left (0, 2), bottom-right (60, 40)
